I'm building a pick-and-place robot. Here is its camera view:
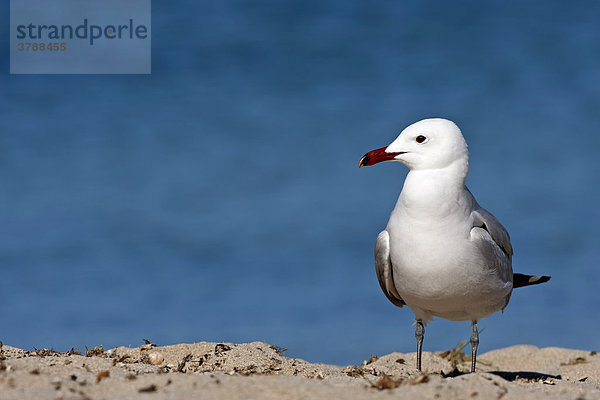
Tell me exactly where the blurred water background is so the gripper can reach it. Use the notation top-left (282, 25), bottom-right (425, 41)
top-left (0, 1), bottom-right (599, 365)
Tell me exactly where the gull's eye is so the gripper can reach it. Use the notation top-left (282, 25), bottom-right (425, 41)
top-left (416, 135), bottom-right (428, 144)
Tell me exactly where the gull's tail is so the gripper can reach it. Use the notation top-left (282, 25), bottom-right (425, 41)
top-left (513, 273), bottom-right (551, 288)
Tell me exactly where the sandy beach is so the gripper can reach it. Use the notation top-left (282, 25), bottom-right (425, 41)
top-left (1, 340), bottom-right (598, 399)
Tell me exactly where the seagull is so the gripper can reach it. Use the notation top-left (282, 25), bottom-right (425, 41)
top-left (359, 118), bottom-right (550, 373)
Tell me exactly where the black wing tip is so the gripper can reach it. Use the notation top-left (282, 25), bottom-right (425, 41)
top-left (537, 275), bottom-right (551, 283)
top-left (513, 273), bottom-right (551, 288)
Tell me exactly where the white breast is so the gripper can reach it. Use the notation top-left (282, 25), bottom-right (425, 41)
top-left (385, 171), bottom-right (512, 322)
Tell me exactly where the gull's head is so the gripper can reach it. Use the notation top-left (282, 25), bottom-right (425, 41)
top-left (359, 118), bottom-right (469, 171)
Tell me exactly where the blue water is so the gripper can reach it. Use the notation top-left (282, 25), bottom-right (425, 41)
top-left (1, 1), bottom-right (599, 365)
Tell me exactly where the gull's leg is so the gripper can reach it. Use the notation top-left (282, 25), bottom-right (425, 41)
top-left (470, 321), bottom-right (479, 373)
top-left (415, 320), bottom-right (425, 372)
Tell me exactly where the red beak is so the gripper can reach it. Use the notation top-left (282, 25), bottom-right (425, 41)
top-left (359, 147), bottom-right (404, 168)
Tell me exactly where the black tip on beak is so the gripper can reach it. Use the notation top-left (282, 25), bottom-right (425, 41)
top-left (358, 155), bottom-right (370, 168)
top-left (359, 147), bottom-right (404, 168)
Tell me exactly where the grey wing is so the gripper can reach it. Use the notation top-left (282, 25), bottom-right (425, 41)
top-left (471, 206), bottom-right (513, 259)
top-left (375, 230), bottom-right (406, 308)
top-left (470, 196), bottom-right (550, 292)
top-left (470, 205), bottom-right (514, 287)
top-left (465, 187), bottom-right (513, 259)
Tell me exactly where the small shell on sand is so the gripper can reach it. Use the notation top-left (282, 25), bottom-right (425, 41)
top-left (148, 352), bottom-right (164, 365)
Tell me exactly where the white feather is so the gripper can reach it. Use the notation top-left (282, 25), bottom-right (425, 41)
top-left (377, 118), bottom-right (513, 325)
